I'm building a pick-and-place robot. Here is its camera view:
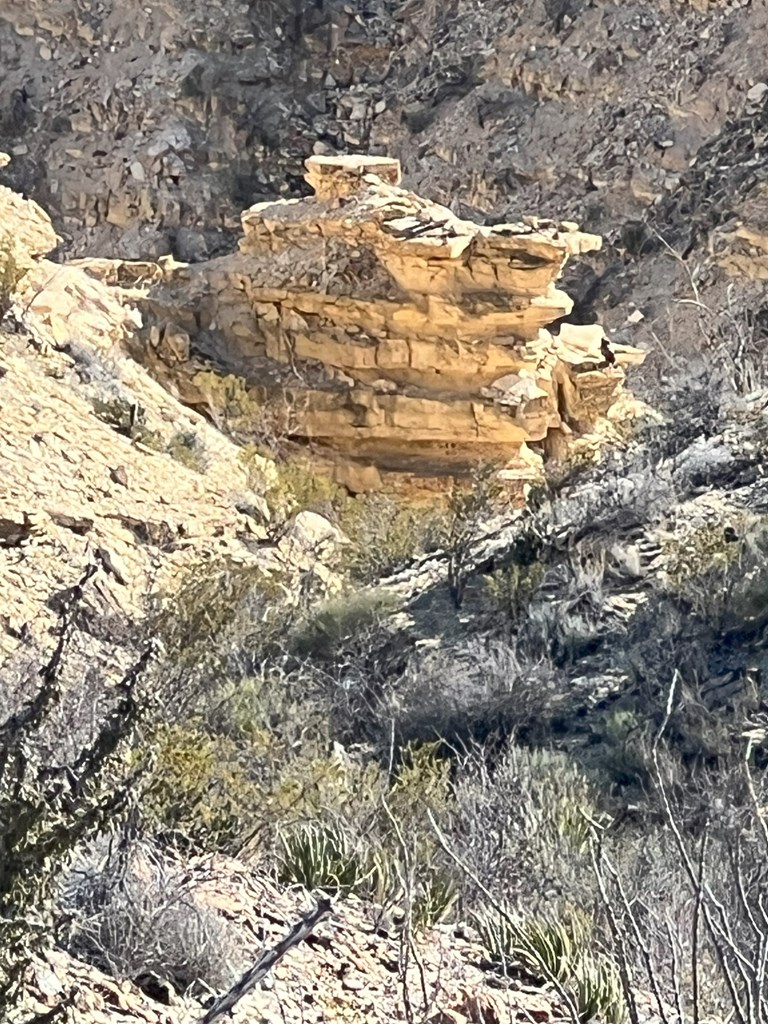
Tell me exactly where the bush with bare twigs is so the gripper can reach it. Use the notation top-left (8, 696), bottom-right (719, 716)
top-left (59, 836), bottom-right (242, 994)
top-left (0, 565), bottom-right (157, 1015)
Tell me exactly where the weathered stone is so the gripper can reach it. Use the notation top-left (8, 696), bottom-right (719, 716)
top-left (0, 172), bottom-right (343, 658)
top-left (133, 154), bottom-right (646, 495)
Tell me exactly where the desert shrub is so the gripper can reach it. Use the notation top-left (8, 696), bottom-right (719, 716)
top-left (90, 395), bottom-right (166, 449)
top-left (203, 668), bottom-right (327, 746)
top-left (144, 723), bottom-right (263, 850)
top-left (158, 665), bottom-right (390, 858)
top-left (483, 560), bottom-right (545, 630)
top-left (661, 518), bottom-right (748, 621)
top-left (242, 451), bottom-right (446, 579)
top-left (445, 462), bottom-right (505, 608)
top-left (193, 371), bottom-right (298, 454)
top-left (338, 493), bottom-right (448, 583)
top-left (0, 233), bottom-right (24, 317)
top-left (149, 556), bottom-right (294, 681)
top-left (451, 744), bottom-right (602, 912)
top-left (389, 740), bottom-right (453, 823)
top-left (475, 906), bottom-right (625, 1024)
top-left (257, 738), bottom-right (460, 919)
top-left (596, 708), bottom-right (652, 789)
top-left (289, 589), bottom-right (398, 663)
top-left (145, 717), bottom-right (388, 860)
top-left (165, 429), bottom-right (207, 472)
top-left (244, 441), bottom-right (448, 580)
top-left (384, 640), bottom-right (556, 748)
top-left (58, 836), bottom-right (242, 994)
top-left (246, 453), bottom-right (348, 535)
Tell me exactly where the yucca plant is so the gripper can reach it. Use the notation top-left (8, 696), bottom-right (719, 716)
top-left (277, 823), bottom-right (369, 895)
top-left (475, 906), bottom-right (586, 981)
top-left (362, 846), bottom-right (404, 907)
top-left (474, 906), bottom-right (625, 1024)
top-left (413, 868), bottom-right (459, 929)
top-left (572, 953), bottom-right (626, 1024)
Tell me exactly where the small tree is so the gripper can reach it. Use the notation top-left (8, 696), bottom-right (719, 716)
top-left (0, 564), bottom-right (157, 1015)
top-left (445, 462), bottom-right (504, 609)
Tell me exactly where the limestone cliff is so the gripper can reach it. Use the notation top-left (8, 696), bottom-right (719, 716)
top-left (128, 155), bottom-right (645, 494)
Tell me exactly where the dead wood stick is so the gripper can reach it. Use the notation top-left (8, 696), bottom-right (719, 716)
top-left (198, 898), bottom-right (333, 1024)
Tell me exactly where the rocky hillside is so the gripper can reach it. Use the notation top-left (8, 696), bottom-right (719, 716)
top-left (2, 0), bottom-right (767, 398)
top-left (2, 3), bottom-right (768, 1024)
top-left (0, 171), bottom-right (349, 661)
top-left (20, 854), bottom-right (564, 1024)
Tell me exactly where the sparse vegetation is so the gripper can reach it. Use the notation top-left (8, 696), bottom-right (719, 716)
top-left (5, 329), bottom-right (768, 1024)
top-left (0, 565), bottom-right (157, 1014)
top-left (241, 444), bottom-right (448, 576)
top-left (0, 233), bottom-right (24, 318)
top-left (59, 836), bottom-right (242, 993)
top-left (475, 906), bottom-right (625, 1024)
top-left (445, 462), bottom-right (505, 608)
top-left (166, 429), bottom-right (208, 472)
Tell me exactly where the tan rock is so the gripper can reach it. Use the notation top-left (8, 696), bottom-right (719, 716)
top-left (131, 153), bottom-right (645, 493)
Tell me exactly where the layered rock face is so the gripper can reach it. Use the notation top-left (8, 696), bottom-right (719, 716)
top-left (4, 0), bottom-right (768, 398)
top-left (142, 155), bottom-right (644, 494)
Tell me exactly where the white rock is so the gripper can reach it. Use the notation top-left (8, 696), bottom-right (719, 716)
top-left (284, 511), bottom-right (348, 554)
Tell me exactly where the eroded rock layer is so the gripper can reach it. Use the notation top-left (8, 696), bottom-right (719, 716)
top-left (138, 155), bottom-right (645, 493)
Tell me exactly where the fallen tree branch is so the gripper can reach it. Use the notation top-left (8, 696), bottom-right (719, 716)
top-left (198, 898), bottom-right (333, 1024)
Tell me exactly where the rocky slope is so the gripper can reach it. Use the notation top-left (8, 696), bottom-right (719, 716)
top-left (2, 0), bottom-right (767, 398)
top-left (0, 167), bottom-right (347, 659)
top-left (18, 854), bottom-right (565, 1024)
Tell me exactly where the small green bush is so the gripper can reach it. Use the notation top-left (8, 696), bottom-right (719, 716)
top-left (150, 556), bottom-right (291, 669)
top-left (90, 395), bottom-right (165, 449)
top-left (483, 561), bottom-right (545, 629)
top-left (165, 430), bottom-right (207, 472)
top-left (338, 494), bottom-right (447, 583)
top-left (195, 371), bottom-right (295, 453)
top-left (242, 447), bottom-right (447, 578)
top-left (144, 723), bottom-right (263, 850)
top-left (289, 589), bottom-right (398, 662)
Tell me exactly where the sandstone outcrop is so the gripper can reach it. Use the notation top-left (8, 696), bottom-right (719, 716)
top-left (134, 155), bottom-right (646, 494)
